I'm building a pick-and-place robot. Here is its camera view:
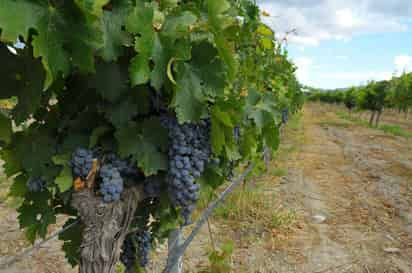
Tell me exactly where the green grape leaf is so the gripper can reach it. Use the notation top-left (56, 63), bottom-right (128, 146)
top-left (59, 133), bottom-right (90, 155)
top-left (13, 129), bottom-right (56, 177)
top-left (257, 24), bottom-right (273, 37)
top-left (240, 128), bottom-right (258, 158)
top-left (210, 106), bottom-right (239, 160)
top-left (260, 37), bottom-right (274, 50)
top-left (4, 1), bottom-right (103, 89)
top-left (159, 0), bottom-right (180, 10)
top-left (106, 99), bottom-right (140, 128)
top-left (59, 218), bottom-right (82, 267)
top-left (162, 11), bottom-right (197, 39)
top-left (150, 34), bottom-right (192, 91)
top-left (60, 4), bottom-right (103, 75)
top-left (0, 112), bottom-right (11, 144)
top-left (126, 2), bottom-right (155, 86)
top-left (173, 63), bottom-right (207, 122)
top-left (32, 9), bottom-right (70, 90)
top-left (211, 117), bottom-right (225, 155)
top-left (9, 174), bottom-right (28, 198)
top-left (206, 0), bottom-right (238, 81)
top-left (190, 42), bottom-right (226, 97)
top-left (211, 106), bottom-right (233, 127)
top-left (18, 191), bottom-right (56, 243)
top-left (150, 33), bottom-right (168, 91)
top-left (90, 61), bottom-right (129, 102)
top-left (129, 54), bottom-right (151, 86)
top-left (75, 0), bottom-right (110, 17)
top-left (115, 122), bottom-right (167, 176)
top-left (0, 148), bottom-right (22, 177)
top-left (0, 45), bottom-right (23, 99)
top-left (0, 0), bottom-right (46, 42)
top-left (52, 155), bottom-right (73, 193)
top-left (11, 56), bottom-right (45, 124)
top-left (263, 123), bottom-right (280, 151)
top-left (141, 117), bottom-right (168, 150)
top-left (172, 43), bottom-right (224, 122)
top-left (89, 126), bottom-right (111, 148)
top-left (135, 135), bottom-right (168, 176)
top-left (99, 1), bottom-right (132, 61)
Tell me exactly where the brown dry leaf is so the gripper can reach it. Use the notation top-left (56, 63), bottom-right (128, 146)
top-left (74, 177), bottom-right (86, 192)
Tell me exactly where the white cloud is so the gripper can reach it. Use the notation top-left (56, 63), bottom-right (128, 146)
top-left (335, 9), bottom-right (361, 28)
top-left (258, 0), bottom-right (409, 47)
top-left (394, 55), bottom-right (412, 74)
top-left (293, 57), bottom-right (314, 84)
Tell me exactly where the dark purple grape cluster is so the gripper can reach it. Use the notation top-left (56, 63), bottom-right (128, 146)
top-left (120, 235), bottom-right (136, 272)
top-left (161, 117), bottom-right (211, 225)
top-left (136, 231), bottom-right (151, 267)
top-left (104, 153), bottom-right (139, 178)
top-left (120, 230), bottom-right (151, 271)
top-left (27, 177), bottom-right (46, 192)
top-left (70, 148), bottom-right (94, 180)
top-left (281, 108), bottom-right (289, 124)
top-left (99, 164), bottom-right (124, 203)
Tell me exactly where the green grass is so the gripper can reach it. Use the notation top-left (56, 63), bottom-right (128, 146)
top-left (336, 110), bottom-right (412, 139)
top-left (270, 167), bottom-right (288, 177)
top-left (270, 209), bottom-right (297, 229)
top-left (379, 124), bottom-right (412, 138)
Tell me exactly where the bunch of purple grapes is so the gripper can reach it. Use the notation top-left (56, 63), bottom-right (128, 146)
top-left (104, 153), bottom-right (140, 179)
top-left (70, 148), bottom-right (94, 180)
top-left (120, 230), bottom-right (151, 271)
top-left (161, 117), bottom-right (211, 225)
top-left (99, 164), bottom-right (124, 203)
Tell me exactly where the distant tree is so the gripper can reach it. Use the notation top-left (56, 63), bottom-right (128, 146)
top-left (343, 87), bottom-right (357, 114)
top-left (388, 72), bottom-right (412, 119)
top-left (357, 81), bottom-right (389, 126)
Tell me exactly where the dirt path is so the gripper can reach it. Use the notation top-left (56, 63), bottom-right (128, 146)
top-left (266, 105), bottom-right (412, 273)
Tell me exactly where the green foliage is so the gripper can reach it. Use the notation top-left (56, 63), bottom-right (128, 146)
top-left (344, 87), bottom-right (357, 110)
top-left (0, 0), bottom-right (303, 269)
top-left (308, 90), bottom-right (345, 104)
top-left (199, 241), bottom-right (234, 273)
top-left (379, 124), bottom-right (412, 138)
top-left (387, 72), bottom-right (412, 113)
top-left (357, 81), bottom-right (388, 112)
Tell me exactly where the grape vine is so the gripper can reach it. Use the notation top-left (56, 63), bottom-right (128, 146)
top-left (0, 0), bottom-right (303, 272)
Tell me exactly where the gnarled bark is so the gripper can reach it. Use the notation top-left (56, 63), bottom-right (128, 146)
top-left (72, 187), bottom-right (142, 273)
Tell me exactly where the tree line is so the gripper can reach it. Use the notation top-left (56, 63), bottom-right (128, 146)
top-left (308, 72), bottom-right (412, 126)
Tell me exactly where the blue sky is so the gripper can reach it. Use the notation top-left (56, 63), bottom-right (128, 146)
top-left (257, 1), bottom-right (412, 89)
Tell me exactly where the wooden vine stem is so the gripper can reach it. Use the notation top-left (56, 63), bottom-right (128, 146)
top-left (71, 186), bottom-right (142, 273)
